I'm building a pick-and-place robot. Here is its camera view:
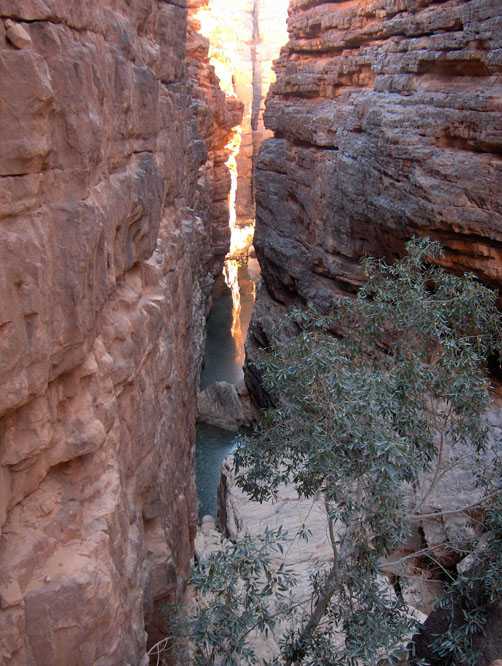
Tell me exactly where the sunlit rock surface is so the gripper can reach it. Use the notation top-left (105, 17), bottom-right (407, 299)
top-left (197, 0), bottom-right (289, 227)
top-left (0, 2), bottom-right (241, 663)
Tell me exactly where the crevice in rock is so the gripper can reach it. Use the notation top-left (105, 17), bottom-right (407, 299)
top-left (417, 58), bottom-right (491, 78)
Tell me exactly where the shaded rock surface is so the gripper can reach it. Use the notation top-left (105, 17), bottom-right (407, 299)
top-left (0, 2), bottom-right (241, 664)
top-left (253, 0), bottom-right (502, 316)
top-left (249, 0), bottom-right (502, 660)
top-left (197, 380), bottom-right (256, 431)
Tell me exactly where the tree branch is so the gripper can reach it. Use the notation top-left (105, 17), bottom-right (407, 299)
top-left (409, 488), bottom-right (502, 521)
top-left (284, 563), bottom-right (339, 666)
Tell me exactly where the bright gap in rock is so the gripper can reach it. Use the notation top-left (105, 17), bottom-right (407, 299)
top-left (197, 0), bottom-right (289, 346)
top-left (195, 0), bottom-right (289, 520)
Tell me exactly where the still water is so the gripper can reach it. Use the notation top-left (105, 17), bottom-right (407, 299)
top-left (196, 258), bottom-right (260, 519)
top-left (195, 424), bottom-right (240, 518)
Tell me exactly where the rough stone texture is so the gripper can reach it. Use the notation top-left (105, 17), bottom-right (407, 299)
top-left (188, 0), bottom-right (244, 267)
top-left (254, 0), bottom-right (502, 313)
top-left (218, 458), bottom-right (425, 662)
top-left (0, 2), bottom-right (241, 664)
top-left (197, 380), bottom-right (255, 431)
top-left (194, 514), bottom-right (223, 560)
top-left (218, 458), bottom-right (336, 661)
top-left (4, 19), bottom-right (31, 49)
top-left (237, 0), bottom-right (290, 227)
top-left (249, 0), bottom-right (502, 658)
top-left (197, 0), bottom-right (289, 227)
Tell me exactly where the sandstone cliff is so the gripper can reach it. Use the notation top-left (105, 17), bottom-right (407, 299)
top-left (248, 0), bottom-right (502, 660)
top-left (0, 2), bottom-right (241, 664)
top-left (253, 0), bottom-right (502, 315)
top-left (236, 0), bottom-right (289, 228)
top-left (197, 0), bottom-right (289, 229)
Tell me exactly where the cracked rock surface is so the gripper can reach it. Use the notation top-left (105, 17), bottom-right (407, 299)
top-left (0, 1), bottom-right (241, 663)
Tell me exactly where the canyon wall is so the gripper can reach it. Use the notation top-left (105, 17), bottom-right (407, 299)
top-left (198, 0), bottom-right (289, 228)
top-left (0, 1), bottom-right (241, 664)
top-left (237, 0), bottom-right (289, 227)
top-left (253, 0), bottom-right (502, 318)
top-left (248, 0), bottom-right (502, 660)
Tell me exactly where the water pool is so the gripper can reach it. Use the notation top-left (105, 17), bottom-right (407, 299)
top-left (196, 258), bottom-right (259, 520)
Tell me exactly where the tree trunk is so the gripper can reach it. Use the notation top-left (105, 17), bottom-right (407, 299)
top-left (284, 563), bottom-right (339, 665)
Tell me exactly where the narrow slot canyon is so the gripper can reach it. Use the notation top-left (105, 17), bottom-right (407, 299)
top-left (194, 0), bottom-right (289, 522)
top-left (0, 0), bottom-right (501, 665)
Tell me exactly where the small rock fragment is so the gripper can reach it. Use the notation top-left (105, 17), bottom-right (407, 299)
top-left (0, 577), bottom-right (23, 609)
top-left (5, 19), bottom-right (32, 49)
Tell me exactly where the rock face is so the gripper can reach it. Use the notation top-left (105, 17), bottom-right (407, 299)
top-left (197, 381), bottom-right (255, 431)
top-left (0, 2), bottom-right (241, 664)
top-left (236, 0), bottom-right (290, 227)
top-left (249, 0), bottom-right (502, 659)
top-left (251, 0), bottom-right (502, 519)
top-left (197, 0), bottom-right (289, 228)
top-left (218, 458), bottom-right (424, 662)
top-left (218, 459), bottom-right (336, 661)
top-left (253, 0), bottom-right (502, 314)
top-left (251, 0), bottom-right (502, 590)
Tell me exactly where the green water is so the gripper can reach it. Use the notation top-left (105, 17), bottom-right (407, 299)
top-left (196, 258), bottom-right (259, 520)
top-left (196, 424), bottom-right (240, 518)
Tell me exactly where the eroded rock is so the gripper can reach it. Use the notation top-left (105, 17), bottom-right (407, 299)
top-left (4, 19), bottom-right (32, 49)
top-left (0, 1), bottom-right (242, 663)
top-left (249, 0), bottom-right (502, 653)
top-left (194, 0), bottom-right (289, 228)
top-left (252, 0), bottom-right (502, 316)
top-left (197, 380), bottom-right (255, 431)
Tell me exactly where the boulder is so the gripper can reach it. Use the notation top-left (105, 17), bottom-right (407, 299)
top-left (197, 380), bottom-right (255, 431)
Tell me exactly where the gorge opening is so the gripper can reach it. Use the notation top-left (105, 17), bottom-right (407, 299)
top-left (194, 0), bottom-right (289, 520)
top-left (2, 1), bottom-right (500, 663)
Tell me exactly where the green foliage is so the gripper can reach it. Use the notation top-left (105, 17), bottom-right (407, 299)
top-left (431, 496), bottom-right (502, 665)
top-left (179, 528), bottom-right (296, 665)
top-left (237, 238), bottom-right (499, 509)
top-left (182, 239), bottom-right (501, 665)
top-left (233, 238), bottom-right (501, 663)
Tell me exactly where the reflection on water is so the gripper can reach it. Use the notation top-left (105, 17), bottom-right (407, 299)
top-left (200, 257), bottom-right (260, 389)
top-left (196, 424), bottom-right (240, 519)
top-left (196, 257), bottom-right (260, 519)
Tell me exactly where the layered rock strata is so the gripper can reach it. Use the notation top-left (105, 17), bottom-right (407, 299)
top-left (250, 0), bottom-right (502, 581)
top-left (0, 2), bottom-right (241, 664)
top-left (188, 0), bottom-right (244, 264)
top-left (253, 0), bottom-right (502, 313)
top-left (248, 0), bottom-right (502, 659)
top-left (236, 0), bottom-right (290, 227)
